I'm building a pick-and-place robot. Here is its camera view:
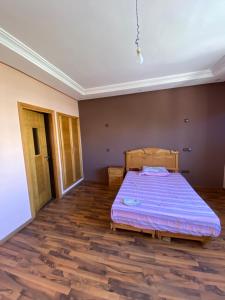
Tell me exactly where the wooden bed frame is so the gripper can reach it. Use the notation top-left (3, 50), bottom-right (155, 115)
top-left (111, 147), bottom-right (211, 244)
top-left (110, 222), bottom-right (155, 238)
top-left (125, 147), bottom-right (179, 172)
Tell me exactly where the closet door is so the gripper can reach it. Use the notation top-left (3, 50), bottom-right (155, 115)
top-left (58, 113), bottom-right (82, 189)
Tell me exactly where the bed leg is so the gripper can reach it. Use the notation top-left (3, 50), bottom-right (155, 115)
top-left (157, 231), bottom-right (171, 242)
top-left (162, 237), bottom-right (171, 242)
top-left (201, 237), bottom-right (211, 245)
top-left (110, 222), bottom-right (116, 231)
top-left (156, 231), bottom-right (161, 240)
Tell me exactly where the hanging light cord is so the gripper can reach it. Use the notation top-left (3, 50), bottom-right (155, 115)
top-left (135, 0), bottom-right (140, 48)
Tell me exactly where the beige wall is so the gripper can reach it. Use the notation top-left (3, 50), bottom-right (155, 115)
top-left (0, 63), bottom-right (80, 241)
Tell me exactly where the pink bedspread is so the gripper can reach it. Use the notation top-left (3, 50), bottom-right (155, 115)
top-left (111, 171), bottom-right (221, 237)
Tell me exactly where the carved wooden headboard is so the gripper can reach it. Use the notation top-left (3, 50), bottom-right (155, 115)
top-left (125, 147), bottom-right (179, 172)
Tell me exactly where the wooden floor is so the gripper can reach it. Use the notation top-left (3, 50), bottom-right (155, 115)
top-left (0, 182), bottom-right (225, 300)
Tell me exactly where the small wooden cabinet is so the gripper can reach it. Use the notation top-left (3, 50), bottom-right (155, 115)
top-left (108, 167), bottom-right (125, 188)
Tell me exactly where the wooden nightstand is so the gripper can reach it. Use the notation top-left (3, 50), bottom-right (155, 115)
top-left (108, 166), bottom-right (125, 188)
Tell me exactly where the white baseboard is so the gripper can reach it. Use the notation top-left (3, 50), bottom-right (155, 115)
top-left (0, 217), bottom-right (33, 245)
top-left (62, 177), bottom-right (84, 195)
top-left (0, 178), bottom-right (84, 245)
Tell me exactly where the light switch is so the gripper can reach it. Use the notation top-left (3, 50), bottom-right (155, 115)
top-left (183, 147), bottom-right (192, 152)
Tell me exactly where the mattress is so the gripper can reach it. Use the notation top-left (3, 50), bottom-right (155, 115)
top-left (111, 171), bottom-right (221, 237)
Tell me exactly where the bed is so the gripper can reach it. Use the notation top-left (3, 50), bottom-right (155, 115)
top-left (111, 148), bottom-right (221, 243)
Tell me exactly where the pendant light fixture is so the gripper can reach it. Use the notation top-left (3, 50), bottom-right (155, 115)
top-left (135, 0), bottom-right (144, 64)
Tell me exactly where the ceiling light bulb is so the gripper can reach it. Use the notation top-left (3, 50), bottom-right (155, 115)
top-left (136, 47), bottom-right (144, 64)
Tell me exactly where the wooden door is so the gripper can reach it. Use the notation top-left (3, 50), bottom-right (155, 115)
top-left (58, 114), bottom-right (82, 189)
top-left (22, 109), bottom-right (52, 213)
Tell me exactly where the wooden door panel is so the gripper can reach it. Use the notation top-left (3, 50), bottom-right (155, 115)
top-left (58, 114), bottom-right (82, 190)
top-left (22, 109), bottom-right (52, 213)
top-left (64, 149), bottom-right (74, 187)
top-left (71, 118), bottom-right (82, 181)
top-left (35, 156), bottom-right (45, 193)
top-left (35, 115), bottom-right (51, 206)
top-left (59, 115), bottom-right (74, 188)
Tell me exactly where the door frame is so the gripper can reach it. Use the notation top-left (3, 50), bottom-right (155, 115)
top-left (18, 102), bottom-right (62, 217)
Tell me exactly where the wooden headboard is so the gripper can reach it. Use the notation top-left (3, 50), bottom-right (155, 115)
top-left (125, 147), bottom-right (179, 172)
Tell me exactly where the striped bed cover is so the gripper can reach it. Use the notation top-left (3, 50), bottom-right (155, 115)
top-left (111, 171), bottom-right (221, 237)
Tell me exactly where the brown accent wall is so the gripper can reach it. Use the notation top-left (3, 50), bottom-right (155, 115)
top-left (79, 83), bottom-right (225, 187)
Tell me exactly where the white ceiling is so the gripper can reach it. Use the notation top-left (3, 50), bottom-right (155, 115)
top-left (1, 0), bottom-right (225, 100)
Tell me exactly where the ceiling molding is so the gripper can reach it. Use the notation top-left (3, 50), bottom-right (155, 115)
top-left (211, 55), bottom-right (225, 78)
top-left (0, 27), bottom-right (85, 95)
top-left (0, 28), bottom-right (220, 100)
top-left (84, 69), bottom-right (214, 98)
